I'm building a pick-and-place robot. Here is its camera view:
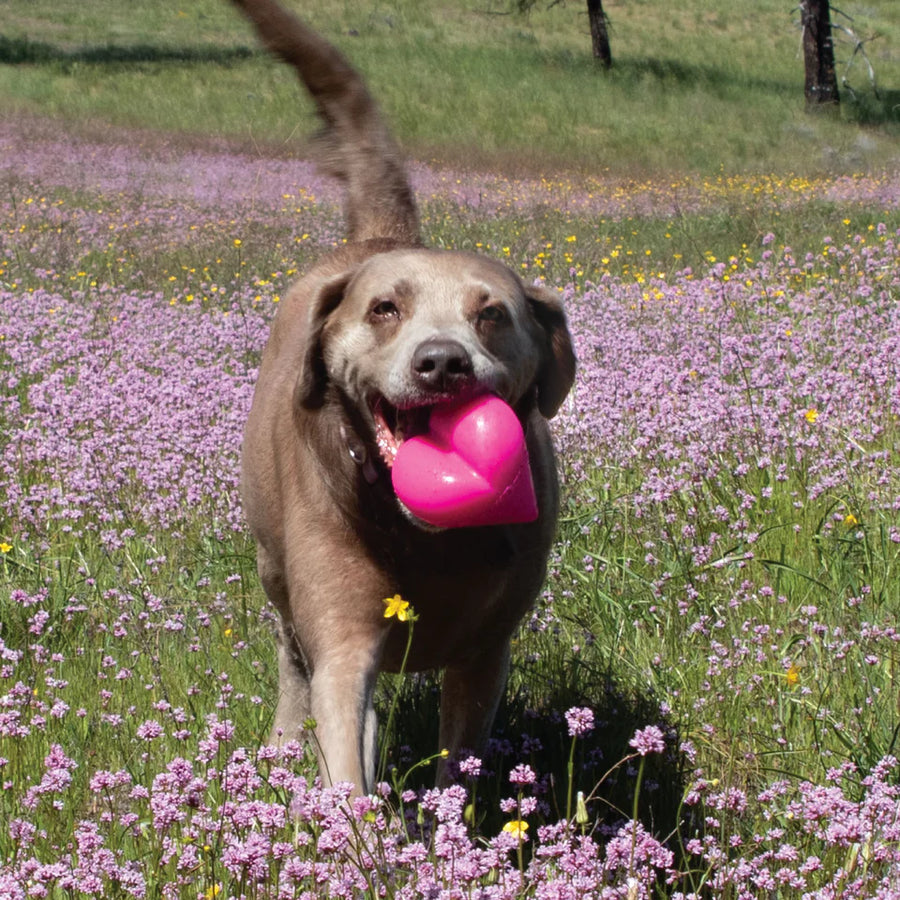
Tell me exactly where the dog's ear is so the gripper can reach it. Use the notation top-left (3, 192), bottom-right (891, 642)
top-left (526, 284), bottom-right (576, 419)
top-left (296, 271), bottom-right (356, 410)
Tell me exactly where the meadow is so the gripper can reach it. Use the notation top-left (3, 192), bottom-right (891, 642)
top-left (1, 0), bottom-right (899, 173)
top-left (2, 0), bottom-right (900, 898)
top-left (2, 111), bottom-right (900, 898)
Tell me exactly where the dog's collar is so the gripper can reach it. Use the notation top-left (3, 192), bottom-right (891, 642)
top-left (340, 423), bottom-right (379, 484)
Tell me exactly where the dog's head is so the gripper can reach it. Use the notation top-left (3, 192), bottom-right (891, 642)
top-left (296, 248), bottom-right (575, 479)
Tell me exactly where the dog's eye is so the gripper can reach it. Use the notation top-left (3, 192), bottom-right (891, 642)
top-left (370, 299), bottom-right (400, 320)
top-left (478, 305), bottom-right (507, 324)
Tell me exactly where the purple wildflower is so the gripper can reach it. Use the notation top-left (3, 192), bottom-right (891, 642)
top-left (509, 763), bottom-right (537, 785)
top-left (564, 706), bottom-right (595, 738)
top-left (629, 725), bottom-right (666, 756)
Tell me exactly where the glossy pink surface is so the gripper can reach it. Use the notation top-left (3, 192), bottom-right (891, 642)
top-left (391, 395), bottom-right (538, 528)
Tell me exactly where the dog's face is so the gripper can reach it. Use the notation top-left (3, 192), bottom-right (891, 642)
top-left (298, 248), bottom-right (575, 477)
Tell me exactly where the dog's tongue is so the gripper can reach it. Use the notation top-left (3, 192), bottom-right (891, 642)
top-left (391, 395), bottom-right (538, 528)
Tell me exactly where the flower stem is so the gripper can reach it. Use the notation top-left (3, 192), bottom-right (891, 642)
top-left (377, 613), bottom-right (416, 785)
top-left (566, 735), bottom-right (577, 824)
top-left (629, 755), bottom-right (646, 877)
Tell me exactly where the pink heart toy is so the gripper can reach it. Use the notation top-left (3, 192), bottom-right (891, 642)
top-left (391, 394), bottom-right (538, 528)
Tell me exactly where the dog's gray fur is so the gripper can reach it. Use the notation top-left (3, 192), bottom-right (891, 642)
top-left (231, 0), bottom-right (575, 794)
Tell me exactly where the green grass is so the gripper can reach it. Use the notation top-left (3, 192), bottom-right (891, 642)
top-left (2, 2), bottom-right (900, 893)
top-left (1, 0), bottom-right (898, 174)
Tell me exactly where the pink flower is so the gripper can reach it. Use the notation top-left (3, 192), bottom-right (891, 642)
top-left (629, 725), bottom-right (666, 756)
top-left (509, 763), bottom-right (537, 785)
top-left (458, 755), bottom-right (483, 778)
top-left (564, 706), bottom-right (595, 737)
top-left (135, 720), bottom-right (164, 741)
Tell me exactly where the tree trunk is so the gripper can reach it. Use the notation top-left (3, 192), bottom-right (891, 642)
top-left (801, 0), bottom-right (839, 107)
top-left (586, 0), bottom-right (611, 69)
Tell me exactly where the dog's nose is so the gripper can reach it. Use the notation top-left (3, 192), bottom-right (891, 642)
top-left (411, 339), bottom-right (473, 392)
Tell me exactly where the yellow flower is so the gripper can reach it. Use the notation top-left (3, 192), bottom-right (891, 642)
top-left (502, 819), bottom-right (529, 839)
top-left (786, 664), bottom-right (800, 686)
top-left (804, 408), bottom-right (819, 424)
top-left (0, 542), bottom-right (11, 554)
top-left (383, 594), bottom-right (410, 622)
top-left (844, 513), bottom-right (858, 527)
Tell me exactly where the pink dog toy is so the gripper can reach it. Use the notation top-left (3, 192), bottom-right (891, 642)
top-left (391, 394), bottom-right (538, 528)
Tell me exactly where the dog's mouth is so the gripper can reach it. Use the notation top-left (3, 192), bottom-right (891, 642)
top-left (372, 398), bottom-right (434, 469)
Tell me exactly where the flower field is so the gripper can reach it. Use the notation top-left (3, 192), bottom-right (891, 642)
top-left (2, 115), bottom-right (900, 898)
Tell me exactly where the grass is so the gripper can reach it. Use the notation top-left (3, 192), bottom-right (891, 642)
top-left (0, 0), bottom-right (899, 173)
top-left (2, 131), bottom-right (900, 894)
top-left (1, 0), bottom-right (900, 896)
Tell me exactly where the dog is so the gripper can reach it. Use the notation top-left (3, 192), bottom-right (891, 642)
top-left (231, 0), bottom-right (576, 794)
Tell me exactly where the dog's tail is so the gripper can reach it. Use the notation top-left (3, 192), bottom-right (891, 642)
top-left (229, 0), bottom-right (420, 245)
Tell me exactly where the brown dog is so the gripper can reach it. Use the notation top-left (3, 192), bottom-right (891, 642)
top-left (232, 0), bottom-right (575, 794)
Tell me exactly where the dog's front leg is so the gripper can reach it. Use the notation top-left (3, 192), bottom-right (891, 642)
top-left (437, 641), bottom-right (512, 784)
top-left (270, 618), bottom-right (312, 745)
top-left (309, 643), bottom-right (383, 795)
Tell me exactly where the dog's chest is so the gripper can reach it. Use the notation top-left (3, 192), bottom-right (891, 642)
top-left (376, 527), bottom-right (546, 672)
